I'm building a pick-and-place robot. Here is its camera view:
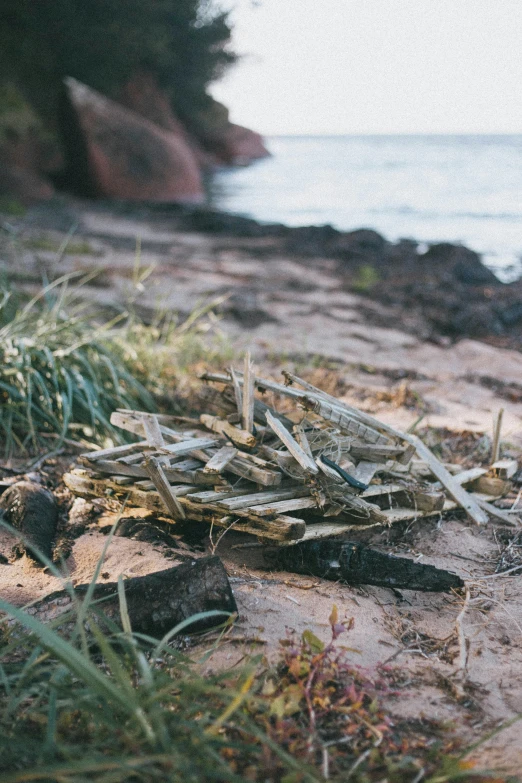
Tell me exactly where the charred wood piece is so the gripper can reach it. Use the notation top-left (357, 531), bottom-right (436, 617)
top-left (10, 556), bottom-right (237, 638)
top-left (0, 482), bottom-right (58, 563)
top-left (275, 540), bottom-right (464, 592)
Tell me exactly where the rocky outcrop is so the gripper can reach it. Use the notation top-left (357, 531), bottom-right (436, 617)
top-left (118, 71), bottom-right (218, 169)
top-left (61, 77), bottom-right (205, 203)
top-left (200, 122), bottom-right (270, 165)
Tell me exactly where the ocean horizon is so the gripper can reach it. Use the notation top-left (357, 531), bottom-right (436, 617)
top-left (210, 133), bottom-right (522, 281)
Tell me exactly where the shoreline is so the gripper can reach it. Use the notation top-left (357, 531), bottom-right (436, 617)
top-left (14, 196), bottom-right (522, 351)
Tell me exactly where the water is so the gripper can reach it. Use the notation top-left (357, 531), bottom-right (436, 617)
top-left (210, 135), bottom-right (522, 281)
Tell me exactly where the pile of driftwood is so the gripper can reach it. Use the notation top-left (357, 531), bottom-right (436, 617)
top-left (64, 360), bottom-right (520, 550)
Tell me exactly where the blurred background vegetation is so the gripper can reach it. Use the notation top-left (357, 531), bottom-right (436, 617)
top-left (0, 0), bottom-right (236, 150)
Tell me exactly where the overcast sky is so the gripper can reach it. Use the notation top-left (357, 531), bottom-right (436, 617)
top-left (210, 0), bottom-right (522, 135)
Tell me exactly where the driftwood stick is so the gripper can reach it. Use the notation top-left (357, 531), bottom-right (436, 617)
top-left (265, 411), bottom-right (318, 475)
top-left (406, 435), bottom-right (488, 525)
top-left (230, 367), bottom-right (243, 417)
top-left (14, 557), bottom-right (237, 638)
top-left (241, 353), bottom-right (255, 435)
top-left (144, 456), bottom-right (186, 520)
top-left (491, 408), bottom-right (504, 463)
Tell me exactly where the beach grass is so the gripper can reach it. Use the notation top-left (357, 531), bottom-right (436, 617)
top-left (0, 271), bottom-right (232, 458)
top-left (0, 532), bottom-right (506, 783)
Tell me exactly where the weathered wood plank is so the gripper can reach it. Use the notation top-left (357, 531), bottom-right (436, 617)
top-left (200, 414), bottom-right (256, 448)
top-left (215, 487), bottom-right (311, 511)
top-left (248, 497), bottom-right (318, 517)
top-left (82, 441), bottom-right (148, 462)
top-left (203, 446), bottom-right (238, 474)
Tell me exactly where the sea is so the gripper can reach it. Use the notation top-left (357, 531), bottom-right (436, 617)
top-left (210, 135), bottom-right (522, 282)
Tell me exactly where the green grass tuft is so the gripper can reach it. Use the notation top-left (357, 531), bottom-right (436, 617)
top-left (0, 273), bottom-right (232, 457)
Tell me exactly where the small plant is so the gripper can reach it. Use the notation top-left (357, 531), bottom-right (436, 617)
top-left (352, 264), bottom-right (381, 292)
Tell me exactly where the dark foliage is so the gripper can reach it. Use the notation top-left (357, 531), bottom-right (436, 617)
top-left (0, 0), bottom-right (235, 129)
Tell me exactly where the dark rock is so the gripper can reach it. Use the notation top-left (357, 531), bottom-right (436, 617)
top-left (449, 303), bottom-right (504, 337)
top-left (334, 228), bottom-right (390, 259)
top-left (61, 77), bottom-right (204, 203)
top-left (498, 301), bottom-right (522, 327)
top-left (188, 208), bottom-right (283, 237)
top-left (284, 224), bottom-right (341, 256)
top-left (422, 243), bottom-right (499, 286)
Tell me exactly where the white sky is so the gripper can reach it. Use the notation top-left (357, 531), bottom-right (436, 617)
top-left (210, 0), bottom-right (522, 135)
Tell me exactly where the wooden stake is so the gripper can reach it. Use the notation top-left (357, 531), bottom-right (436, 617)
top-left (144, 456), bottom-right (186, 519)
top-left (242, 353), bottom-right (255, 435)
top-left (491, 408), bottom-right (504, 463)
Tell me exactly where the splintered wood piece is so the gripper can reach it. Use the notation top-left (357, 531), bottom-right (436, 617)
top-left (301, 397), bottom-right (389, 445)
top-left (265, 411), bottom-right (318, 475)
top-left (293, 423), bottom-right (314, 460)
top-left (281, 370), bottom-right (343, 405)
top-left (349, 443), bottom-right (410, 463)
top-left (316, 457), bottom-right (344, 484)
top-left (224, 387), bottom-right (295, 429)
top-left (472, 495), bottom-right (521, 527)
top-left (230, 367), bottom-right (243, 415)
top-left (451, 467), bottom-right (488, 486)
top-left (226, 456), bottom-right (282, 486)
top-left (248, 497), bottom-right (318, 517)
top-left (200, 414), bottom-right (256, 448)
top-left (489, 459), bottom-right (519, 480)
top-left (82, 441), bottom-right (148, 462)
top-left (215, 487), bottom-right (311, 511)
top-left (111, 411), bottom-right (187, 442)
top-left (188, 488), bottom-right (255, 504)
top-left (143, 414), bottom-right (165, 448)
top-left (144, 456), bottom-right (186, 520)
top-left (491, 408), bottom-right (504, 463)
top-left (351, 461), bottom-right (380, 485)
top-left (241, 353), bottom-right (255, 434)
top-left (203, 446), bottom-right (238, 474)
top-left (329, 492), bottom-right (390, 525)
top-left (277, 520), bottom-right (380, 544)
top-left (159, 437), bottom-right (217, 457)
top-left (407, 435), bottom-right (488, 525)
top-left (79, 458), bottom-right (216, 485)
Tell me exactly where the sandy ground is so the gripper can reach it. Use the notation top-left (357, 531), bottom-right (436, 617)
top-left (2, 203), bottom-right (522, 776)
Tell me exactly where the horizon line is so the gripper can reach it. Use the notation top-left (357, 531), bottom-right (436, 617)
top-left (261, 131), bottom-right (522, 138)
